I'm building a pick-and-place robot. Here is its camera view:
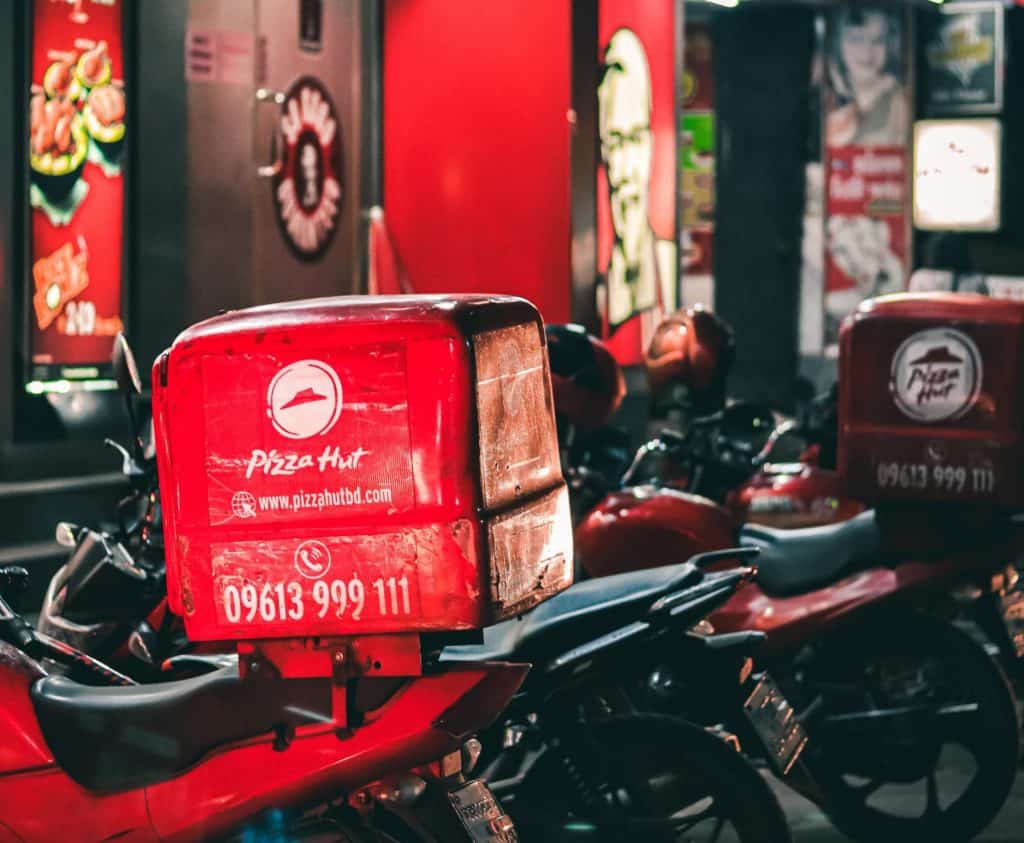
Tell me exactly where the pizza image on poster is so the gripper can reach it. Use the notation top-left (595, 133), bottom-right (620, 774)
top-left (32, 239), bottom-right (90, 331)
top-left (824, 145), bottom-right (907, 345)
top-left (29, 0), bottom-right (126, 375)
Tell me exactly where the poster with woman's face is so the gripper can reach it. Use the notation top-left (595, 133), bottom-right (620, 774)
top-left (823, 8), bottom-right (910, 349)
top-left (826, 9), bottom-right (908, 148)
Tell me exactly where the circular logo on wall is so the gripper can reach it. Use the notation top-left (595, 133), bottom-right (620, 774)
top-left (267, 359), bottom-right (343, 439)
top-left (272, 76), bottom-right (343, 262)
top-left (294, 540), bottom-right (331, 580)
top-left (890, 328), bottom-right (983, 423)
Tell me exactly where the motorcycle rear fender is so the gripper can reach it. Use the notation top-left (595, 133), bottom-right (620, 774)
top-left (673, 630), bottom-right (766, 682)
top-left (145, 663), bottom-right (529, 841)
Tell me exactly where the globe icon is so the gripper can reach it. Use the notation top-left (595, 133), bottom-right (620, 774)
top-left (231, 491), bottom-right (257, 519)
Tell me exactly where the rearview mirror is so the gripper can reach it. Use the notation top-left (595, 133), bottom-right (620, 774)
top-left (55, 522), bottom-right (80, 548)
top-left (112, 333), bottom-right (142, 397)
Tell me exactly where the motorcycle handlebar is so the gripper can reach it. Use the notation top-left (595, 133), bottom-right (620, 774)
top-left (0, 590), bottom-right (136, 686)
top-left (647, 567), bottom-right (755, 621)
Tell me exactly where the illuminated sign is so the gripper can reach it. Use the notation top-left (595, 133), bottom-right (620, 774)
top-left (27, 0), bottom-right (126, 385)
top-left (913, 118), bottom-right (1001, 232)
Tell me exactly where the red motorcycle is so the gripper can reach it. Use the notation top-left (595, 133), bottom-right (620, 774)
top-left (725, 386), bottom-right (865, 529)
top-left (564, 297), bottom-right (1024, 843)
top-left (548, 318), bottom-right (861, 534)
top-left (0, 603), bottom-right (526, 843)
top-left (641, 307), bottom-right (861, 530)
top-left (1, 294), bottom-right (583, 842)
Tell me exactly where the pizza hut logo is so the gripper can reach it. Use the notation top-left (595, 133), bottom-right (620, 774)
top-left (273, 76), bottom-right (343, 261)
top-left (890, 328), bottom-right (983, 423)
top-left (267, 359), bottom-right (342, 439)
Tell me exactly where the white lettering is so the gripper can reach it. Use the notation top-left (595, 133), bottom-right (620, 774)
top-left (245, 446), bottom-right (371, 479)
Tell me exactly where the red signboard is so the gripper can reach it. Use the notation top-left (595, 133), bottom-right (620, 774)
top-left (28, 0), bottom-right (126, 380)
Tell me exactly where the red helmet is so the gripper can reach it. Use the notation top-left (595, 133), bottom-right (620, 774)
top-left (545, 324), bottom-right (625, 429)
top-left (645, 306), bottom-right (734, 401)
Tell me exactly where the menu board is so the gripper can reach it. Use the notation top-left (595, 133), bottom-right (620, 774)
top-left (28, 0), bottom-right (126, 382)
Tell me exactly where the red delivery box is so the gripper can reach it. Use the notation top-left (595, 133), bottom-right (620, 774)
top-left (839, 293), bottom-right (1024, 507)
top-left (151, 295), bottom-right (573, 642)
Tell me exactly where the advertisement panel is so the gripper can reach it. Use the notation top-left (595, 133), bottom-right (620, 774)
top-left (914, 118), bottom-right (1001, 231)
top-left (923, 1), bottom-right (1004, 114)
top-left (824, 8), bottom-right (909, 348)
top-left (596, 0), bottom-right (678, 366)
top-left (680, 24), bottom-right (714, 301)
top-left (28, 0), bottom-right (126, 383)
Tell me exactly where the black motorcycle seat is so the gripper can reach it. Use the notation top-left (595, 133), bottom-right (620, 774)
top-left (739, 510), bottom-right (884, 597)
top-left (31, 666), bottom-right (331, 793)
top-left (440, 561), bottom-right (702, 663)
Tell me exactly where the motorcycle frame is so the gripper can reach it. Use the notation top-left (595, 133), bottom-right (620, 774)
top-left (576, 484), bottom-right (1022, 659)
top-left (0, 650), bottom-right (527, 842)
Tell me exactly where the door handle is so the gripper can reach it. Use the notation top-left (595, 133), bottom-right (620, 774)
top-left (255, 88), bottom-right (285, 179)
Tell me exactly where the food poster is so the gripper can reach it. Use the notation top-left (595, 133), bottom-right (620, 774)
top-left (680, 114), bottom-right (714, 287)
top-left (29, 0), bottom-right (126, 380)
top-left (823, 7), bottom-right (909, 349)
top-left (680, 25), bottom-right (715, 297)
top-left (595, 0), bottom-right (679, 366)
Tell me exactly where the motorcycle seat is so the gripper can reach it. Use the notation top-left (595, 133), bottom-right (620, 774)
top-left (31, 666), bottom-right (331, 793)
top-left (439, 561), bottom-right (702, 664)
top-left (739, 510), bottom-right (884, 597)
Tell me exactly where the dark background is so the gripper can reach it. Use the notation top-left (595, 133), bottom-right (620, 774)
top-left (1, 0), bottom-right (1023, 592)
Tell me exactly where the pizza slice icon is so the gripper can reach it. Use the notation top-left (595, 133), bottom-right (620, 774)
top-left (32, 241), bottom-right (90, 331)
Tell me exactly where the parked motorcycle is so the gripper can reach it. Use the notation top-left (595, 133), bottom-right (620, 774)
top-left (6, 294), bottom-right (586, 842)
top-left (0, 578), bottom-right (529, 841)
top-left (622, 397), bottom-right (862, 530)
top-left (442, 555), bottom-right (800, 842)
top-left (546, 322), bottom-right (831, 530)
top-left (554, 313), bottom-right (1023, 842)
top-left (554, 308), bottom-right (857, 532)
top-left (36, 335), bottom-right (190, 679)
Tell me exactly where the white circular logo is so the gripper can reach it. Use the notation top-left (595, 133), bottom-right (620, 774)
top-left (890, 328), bottom-right (982, 423)
top-left (267, 359), bottom-right (342, 439)
top-left (294, 540), bottom-right (331, 579)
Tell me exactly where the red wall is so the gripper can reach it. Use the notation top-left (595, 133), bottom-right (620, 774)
top-left (382, 0), bottom-right (572, 324)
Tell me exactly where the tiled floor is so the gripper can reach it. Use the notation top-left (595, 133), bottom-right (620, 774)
top-left (774, 768), bottom-right (1024, 842)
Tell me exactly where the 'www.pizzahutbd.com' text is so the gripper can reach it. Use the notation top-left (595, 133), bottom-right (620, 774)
top-left (257, 486), bottom-right (393, 513)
